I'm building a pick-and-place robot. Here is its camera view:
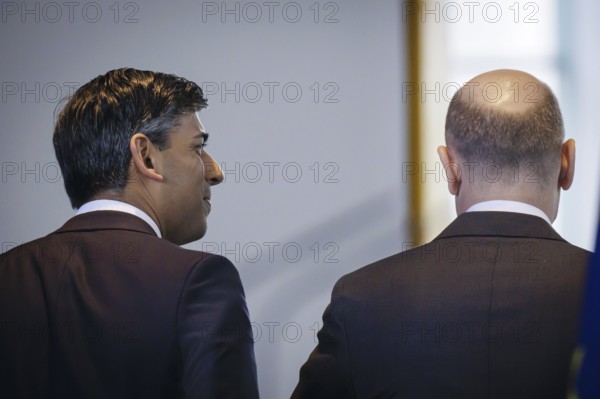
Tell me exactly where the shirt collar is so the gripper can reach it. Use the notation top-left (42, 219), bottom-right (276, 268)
top-left (465, 200), bottom-right (552, 225)
top-left (76, 199), bottom-right (162, 238)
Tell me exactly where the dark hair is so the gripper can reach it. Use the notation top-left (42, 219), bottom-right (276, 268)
top-left (445, 82), bottom-right (564, 183)
top-left (53, 68), bottom-right (207, 208)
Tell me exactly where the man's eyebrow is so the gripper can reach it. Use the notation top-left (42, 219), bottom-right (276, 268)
top-left (193, 132), bottom-right (209, 143)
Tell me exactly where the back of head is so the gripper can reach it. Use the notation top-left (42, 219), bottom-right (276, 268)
top-left (445, 69), bottom-right (564, 187)
top-left (53, 68), bottom-right (207, 209)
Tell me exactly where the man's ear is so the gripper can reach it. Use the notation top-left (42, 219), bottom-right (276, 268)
top-left (437, 145), bottom-right (461, 195)
top-left (129, 133), bottom-right (164, 182)
top-left (559, 139), bottom-right (576, 191)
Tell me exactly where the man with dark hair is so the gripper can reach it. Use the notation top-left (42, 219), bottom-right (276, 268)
top-left (0, 68), bottom-right (259, 398)
top-left (291, 69), bottom-right (590, 398)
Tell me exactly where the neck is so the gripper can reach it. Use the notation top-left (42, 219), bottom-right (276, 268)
top-left (455, 183), bottom-right (559, 222)
top-left (90, 190), bottom-right (163, 232)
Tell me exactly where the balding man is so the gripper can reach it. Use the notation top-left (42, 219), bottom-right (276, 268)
top-left (291, 69), bottom-right (590, 399)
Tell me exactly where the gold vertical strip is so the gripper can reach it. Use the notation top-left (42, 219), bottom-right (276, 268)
top-left (405, 0), bottom-right (423, 244)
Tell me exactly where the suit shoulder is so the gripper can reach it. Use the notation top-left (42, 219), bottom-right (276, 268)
top-left (129, 236), bottom-right (232, 268)
top-left (161, 243), bottom-right (240, 282)
top-left (159, 244), bottom-right (242, 286)
top-left (342, 246), bottom-right (423, 280)
top-left (333, 249), bottom-right (418, 294)
top-left (170, 244), bottom-right (235, 268)
top-left (563, 242), bottom-right (593, 257)
top-left (521, 237), bottom-right (592, 265)
top-left (0, 236), bottom-right (60, 263)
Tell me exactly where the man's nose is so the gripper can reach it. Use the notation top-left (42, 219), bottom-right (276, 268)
top-left (202, 152), bottom-right (224, 185)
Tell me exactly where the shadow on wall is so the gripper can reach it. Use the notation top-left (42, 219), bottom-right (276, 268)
top-left (236, 187), bottom-right (406, 397)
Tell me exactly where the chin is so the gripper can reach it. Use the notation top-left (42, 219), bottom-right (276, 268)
top-left (187, 225), bottom-right (208, 245)
top-left (169, 222), bottom-right (207, 246)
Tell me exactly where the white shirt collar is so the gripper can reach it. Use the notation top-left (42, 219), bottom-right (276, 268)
top-left (76, 199), bottom-right (162, 237)
top-left (466, 200), bottom-right (552, 225)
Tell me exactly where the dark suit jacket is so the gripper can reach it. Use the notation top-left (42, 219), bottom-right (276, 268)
top-left (0, 211), bottom-right (258, 399)
top-left (292, 212), bottom-right (590, 399)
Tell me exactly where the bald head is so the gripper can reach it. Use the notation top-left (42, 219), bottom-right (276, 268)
top-left (445, 69), bottom-right (564, 184)
top-left (457, 69), bottom-right (549, 114)
top-left (439, 69), bottom-right (576, 221)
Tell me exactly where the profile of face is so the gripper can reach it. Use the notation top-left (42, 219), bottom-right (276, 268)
top-left (157, 112), bottom-right (224, 245)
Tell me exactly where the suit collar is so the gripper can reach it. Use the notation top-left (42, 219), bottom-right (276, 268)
top-left (52, 211), bottom-right (158, 237)
top-left (466, 200), bottom-right (551, 224)
top-left (435, 211), bottom-right (566, 242)
top-left (76, 199), bottom-right (161, 237)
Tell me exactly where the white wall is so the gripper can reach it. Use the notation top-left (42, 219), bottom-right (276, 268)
top-left (558, 0), bottom-right (600, 251)
top-left (0, 1), bottom-right (407, 397)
